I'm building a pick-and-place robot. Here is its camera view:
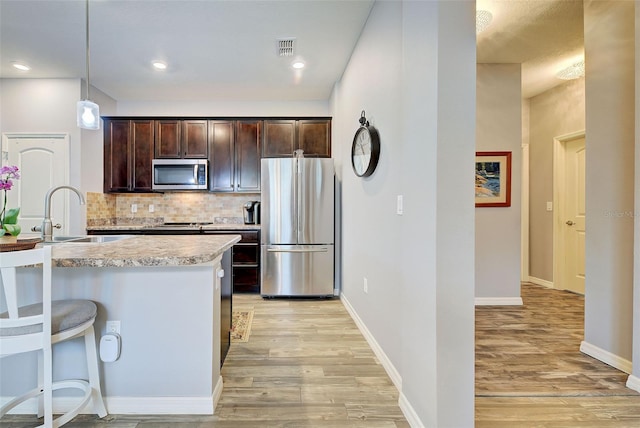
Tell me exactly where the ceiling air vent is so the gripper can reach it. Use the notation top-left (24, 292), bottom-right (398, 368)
top-left (278, 39), bottom-right (296, 57)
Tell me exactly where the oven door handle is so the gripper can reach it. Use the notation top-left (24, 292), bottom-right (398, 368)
top-left (267, 247), bottom-right (328, 253)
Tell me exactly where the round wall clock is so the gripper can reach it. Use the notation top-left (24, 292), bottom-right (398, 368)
top-left (351, 111), bottom-right (380, 178)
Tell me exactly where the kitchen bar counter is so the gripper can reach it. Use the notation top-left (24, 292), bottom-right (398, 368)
top-left (51, 235), bottom-right (240, 268)
top-left (2, 234), bottom-right (240, 415)
top-left (86, 225), bottom-right (263, 294)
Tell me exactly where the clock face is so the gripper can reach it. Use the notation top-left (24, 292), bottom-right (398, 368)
top-left (351, 125), bottom-right (380, 177)
top-left (353, 129), bottom-right (372, 176)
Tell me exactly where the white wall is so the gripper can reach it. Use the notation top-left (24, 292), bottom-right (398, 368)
top-left (116, 100), bottom-right (329, 117)
top-left (583, 0), bottom-right (635, 364)
top-left (334, 0), bottom-right (404, 375)
top-left (332, 1), bottom-right (475, 426)
top-left (528, 77), bottom-right (585, 283)
top-left (633, 0), bottom-right (640, 389)
top-left (0, 78), bottom-right (102, 236)
top-left (475, 64), bottom-right (522, 301)
top-left (81, 83), bottom-right (117, 194)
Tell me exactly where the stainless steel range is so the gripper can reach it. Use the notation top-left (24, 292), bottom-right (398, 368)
top-left (145, 222), bottom-right (213, 232)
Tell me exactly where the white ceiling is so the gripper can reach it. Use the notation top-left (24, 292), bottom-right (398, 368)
top-left (477, 0), bottom-right (584, 98)
top-left (1, 0), bottom-right (374, 102)
top-left (1, 0), bottom-right (584, 103)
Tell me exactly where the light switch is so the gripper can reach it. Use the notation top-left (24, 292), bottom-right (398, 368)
top-left (131, 204), bottom-right (137, 213)
top-left (397, 195), bottom-right (404, 215)
top-left (546, 202), bottom-right (553, 212)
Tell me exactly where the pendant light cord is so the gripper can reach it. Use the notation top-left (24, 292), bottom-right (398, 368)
top-left (85, 0), bottom-right (91, 100)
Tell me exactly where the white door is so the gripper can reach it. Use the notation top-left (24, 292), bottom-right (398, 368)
top-left (562, 137), bottom-right (586, 294)
top-left (2, 134), bottom-right (70, 236)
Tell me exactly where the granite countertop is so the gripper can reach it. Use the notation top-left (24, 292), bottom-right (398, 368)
top-left (87, 224), bottom-right (261, 232)
top-left (48, 235), bottom-right (241, 268)
top-left (200, 224), bottom-right (260, 231)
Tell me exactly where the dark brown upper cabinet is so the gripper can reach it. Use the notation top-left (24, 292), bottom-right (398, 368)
top-left (104, 119), bottom-right (154, 193)
top-left (298, 120), bottom-right (331, 157)
top-left (209, 120), bottom-right (261, 193)
top-left (262, 120), bottom-right (296, 157)
top-left (155, 120), bottom-right (208, 159)
top-left (263, 119), bottom-right (331, 158)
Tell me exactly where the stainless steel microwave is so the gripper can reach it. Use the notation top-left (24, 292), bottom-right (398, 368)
top-left (152, 159), bottom-right (208, 190)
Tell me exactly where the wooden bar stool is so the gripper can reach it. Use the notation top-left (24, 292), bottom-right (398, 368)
top-left (0, 246), bottom-right (107, 427)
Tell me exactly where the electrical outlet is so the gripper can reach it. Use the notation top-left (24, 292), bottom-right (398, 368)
top-left (106, 320), bottom-right (121, 334)
top-left (148, 204), bottom-right (155, 213)
top-left (131, 204), bottom-right (137, 213)
top-left (363, 277), bottom-right (368, 294)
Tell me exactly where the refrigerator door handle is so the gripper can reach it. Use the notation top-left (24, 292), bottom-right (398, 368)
top-left (295, 157), bottom-right (301, 243)
top-left (294, 157), bottom-right (299, 242)
top-left (267, 247), bottom-right (329, 253)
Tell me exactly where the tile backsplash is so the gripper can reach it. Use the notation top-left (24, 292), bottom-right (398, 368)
top-left (86, 192), bottom-right (259, 226)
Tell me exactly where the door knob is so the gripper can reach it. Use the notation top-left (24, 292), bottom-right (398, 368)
top-left (566, 220), bottom-right (575, 226)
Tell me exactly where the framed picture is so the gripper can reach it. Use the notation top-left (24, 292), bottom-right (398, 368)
top-left (475, 151), bottom-right (512, 207)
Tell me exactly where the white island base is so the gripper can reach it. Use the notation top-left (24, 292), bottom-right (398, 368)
top-left (1, 258), bottom-right (225, 415)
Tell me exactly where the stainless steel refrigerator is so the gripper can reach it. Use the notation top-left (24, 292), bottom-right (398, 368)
top-left (261, 157), bottom-right (335, 297)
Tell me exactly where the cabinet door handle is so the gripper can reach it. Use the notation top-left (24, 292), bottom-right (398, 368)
top-left (566, 220), bottom-right (575, 226)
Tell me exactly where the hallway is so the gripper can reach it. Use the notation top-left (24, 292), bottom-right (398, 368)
top-left (476, 283), bottom-right (640, 427)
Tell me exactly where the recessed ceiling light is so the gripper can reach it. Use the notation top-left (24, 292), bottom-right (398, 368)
top-left (152, 61), bottom-right (167, 70)
top-left (12, 62), bottom-right (30, 71)
top-left (292, 61), bottom-right (305, 70)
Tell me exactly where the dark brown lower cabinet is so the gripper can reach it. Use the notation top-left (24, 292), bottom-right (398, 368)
top-left (204, 230), bottom-right (260, 294)
top-left (219, 249), bottom-right (232, 365)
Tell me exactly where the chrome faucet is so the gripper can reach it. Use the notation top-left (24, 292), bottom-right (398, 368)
top-left (32, 186), bottom-right (86, 242)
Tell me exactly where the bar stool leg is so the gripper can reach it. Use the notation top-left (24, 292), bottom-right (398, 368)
top-left (84, 326), bottom-right (107, 417)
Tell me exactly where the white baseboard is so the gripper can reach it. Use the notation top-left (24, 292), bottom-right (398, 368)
top-left (3, 374), bottom-right (224, 415)
top-left (105, 395), bottom-right (215, 414)
top-left (340, 294), bottom-right (402, 391)
top-left (475, 297), bottom-right (523, 306)
top-left (342, 294), bottom-right (424, 425)
top-left (212, 375), bottom-right (224, 410)
top-left (626, 375), bottom-right (640, 393)
top-left (528, 276), bottom-right (554, 288)
top-left (580, 341), bottom-right (633, 374)
top-left (398, 392), bottom-right (424, 428)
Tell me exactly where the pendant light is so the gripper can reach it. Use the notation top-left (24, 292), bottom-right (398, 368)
top-left (77, 0), bottom-right (99, 130)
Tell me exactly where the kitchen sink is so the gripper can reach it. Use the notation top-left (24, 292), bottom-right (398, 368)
top-left (47, 235), bottom-right (134, 244)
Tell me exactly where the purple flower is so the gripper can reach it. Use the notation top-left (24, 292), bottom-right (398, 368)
top-left (0, 166), bottom-right (20, 233)
top-left (0, 165), bottom-right (18, 176)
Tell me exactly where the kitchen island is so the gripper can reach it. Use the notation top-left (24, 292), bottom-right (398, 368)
top-left (0, 234), bottom-right (240, 415)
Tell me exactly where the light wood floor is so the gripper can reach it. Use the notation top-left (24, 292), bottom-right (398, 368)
top-left (4, 284), bottom-right (640, 427)
top-left (1, 295), bottom-right (409, 427)
top-left (475, 283), bottom-right (640, 427)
